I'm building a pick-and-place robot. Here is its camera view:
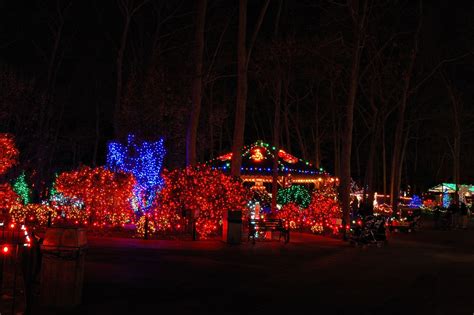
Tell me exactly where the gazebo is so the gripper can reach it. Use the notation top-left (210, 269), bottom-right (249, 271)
top-left (428, 183), bottom-right (474, 194)
top-left (206, 140), bottom-right (337, 189)
top-left (427, 182), bottom-right (474, 205)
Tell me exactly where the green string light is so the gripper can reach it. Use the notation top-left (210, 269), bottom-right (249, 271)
top-left (277, 185), bottom-right (311, 208)
top-left (13, 172), bottom-right (31, 205)
top-left (49, 173), bottom-right (59, 197)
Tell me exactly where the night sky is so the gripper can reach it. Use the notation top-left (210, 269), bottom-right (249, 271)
top-left (0, 0), bottom-right (473, 193)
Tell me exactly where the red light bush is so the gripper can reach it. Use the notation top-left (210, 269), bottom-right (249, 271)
top-left (55, 166), bottom-right (136, 226)
top-left (156, 166), bottom-right (249, 238)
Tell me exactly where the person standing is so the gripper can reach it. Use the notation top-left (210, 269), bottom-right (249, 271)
top-left (460, 202), bottom-right (468, 229)
top-left (447, 202), bottom-right (457, 229)
top-left (433, 205), bottom-right (441, 229)
top-left (350, 197), bottom-right (359, 219)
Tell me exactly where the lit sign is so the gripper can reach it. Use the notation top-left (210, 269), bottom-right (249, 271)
top-left (250, 148), bottom-right (264, 162)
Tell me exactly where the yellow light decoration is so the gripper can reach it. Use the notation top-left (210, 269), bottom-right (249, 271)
top-left (250, 148), bottom-right (264, 161)
top-left (9, 203), bottom-right (54, 225)
top-left (136, 215), bottom-right (156, 237)
top-left (9, 204), bottom-right (28, 223)
top-left (311, 223), bottom-right (324, 234)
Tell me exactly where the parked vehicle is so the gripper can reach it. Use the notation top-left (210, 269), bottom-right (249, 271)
top-left (388, 209), bottom-right (421, 232)
top-left (349, 215), bottom-right (387, 247)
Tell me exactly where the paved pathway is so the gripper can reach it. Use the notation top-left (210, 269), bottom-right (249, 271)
top-left (34, 221), bottom-right (474, 315)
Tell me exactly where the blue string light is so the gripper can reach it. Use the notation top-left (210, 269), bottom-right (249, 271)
top-left (408, 194), bottom-right (422, 208)
top-left (442, 191), bottom-right (451, 208)
top-left (107, 134), bottom-right (166, 213)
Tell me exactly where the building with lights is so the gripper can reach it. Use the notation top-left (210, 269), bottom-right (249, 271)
top-left (206, 140), bottom-right (338, 191)
top-left (427, 183), bottom-right (474, 205)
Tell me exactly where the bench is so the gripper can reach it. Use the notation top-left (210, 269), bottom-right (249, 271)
top-left (248, 218), bottom-right (290, 244)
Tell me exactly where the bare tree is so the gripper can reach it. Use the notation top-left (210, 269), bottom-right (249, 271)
top-left (358, 33), bottom-right (400, 210)
top-left (186, 0), bottom-right (207, 166)
top-left (442, 75), bottom-right (462, 206)
top-left (114, 0), bottom-right (148, 136)
top-left (46, 0), bottom-right (72, 97)
top-left (389, 10), bottom-right (422, 215)
top-left (271, 73), bottom-right (282, 212)
top-left (340, 0), bottom-right (369, 229)
top-left (255, 40), bottom-right (283, 212)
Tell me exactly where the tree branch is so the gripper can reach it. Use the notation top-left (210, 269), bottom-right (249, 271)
top-left (245, 0), bottom-right (271, 70)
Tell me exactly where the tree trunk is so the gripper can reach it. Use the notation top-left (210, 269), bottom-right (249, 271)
top-left (113, 0), bottom-right (148, 137)
top-left (330, 82), bottom-right (340, 178)
top-left (340, 0), bottom-right (366, 229)
top-left (271, 77), bottom-right (282, 212)
top-left (355, 139), bottom-right (361, 181)
top-left (312, 125), bottom-right (321, 169)
top-left (231, 0), bottom-right (270, 177)
top-left (445, 80), bottom-right (461, 206)
top-left (283, 96), bottom-right (291, 153)
top-left (389, 48), bottom-right (417, 215)
top-left (365, 116), bottom-right (379, 211)
top-left (364, 83), bottom-right (380, 209)
top-left (230, 0), bottom-right (248, 177)
top-left (454, 135), bottom-right (460, 205)
top-left (209, 84), bottom-right (214, 159)
top-left (314, 93), bottom-right (321, 169)
top-left (93, 102), bottom-right (100, 167)
top-left (454, 122), bottom-right (461, 207)
top-left (382, 123), bottom-right (387, 196)
top-left (114, 16), bottom-right (131, 136)
top-left (389, 8), bottom-right (421, 215)
top-left (42, 0), bottom-right (71, 133)
top-left (396, 130), bottom-right (410, 200)
top-left (453, 92), bottom-right (461, 207)
top-left (294, 117), bottom-right (307, 160)
top-left (46, 1), bottom-right (70, 97)
top-left (186, 0), bottom-right (207, 166)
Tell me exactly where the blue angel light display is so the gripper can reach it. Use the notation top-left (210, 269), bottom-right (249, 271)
top-left (107, 134), bottom-right (166, 213)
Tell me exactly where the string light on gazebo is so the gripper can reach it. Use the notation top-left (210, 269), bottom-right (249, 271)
top-left (206, 141), bottom-right (336, 186)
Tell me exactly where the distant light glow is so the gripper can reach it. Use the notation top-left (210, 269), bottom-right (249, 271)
top-left (442, 191), bottom-right (451, 208)
top-left (408, 195), bottom-right (422, 208)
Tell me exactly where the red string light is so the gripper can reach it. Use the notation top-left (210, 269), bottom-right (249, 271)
top-left (0, 133), bottom-right (19, 176)
top-left (0, 183), bottom-right (20, 208)
top-left (276, 202), bottom-right (302, 229)
top-left (275, 188), bottom-right (342, 233)
top-left (154, 166), bottom-right (250, 238)
top-left (55, 166), bottom-right (136, 226)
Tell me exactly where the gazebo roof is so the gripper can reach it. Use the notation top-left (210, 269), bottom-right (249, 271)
top-left (206, 140), bottom-right (332, 182)
top-left (428, 183), bottom-right (474, 193)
